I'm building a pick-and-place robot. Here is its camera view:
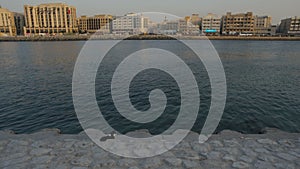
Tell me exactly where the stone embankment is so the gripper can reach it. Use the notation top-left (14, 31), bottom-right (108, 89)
top-left (0, 128), bottom-right (299, 169)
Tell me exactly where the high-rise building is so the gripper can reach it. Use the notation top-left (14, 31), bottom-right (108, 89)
top-left (13, 13), bottom-right (25, 35)
top-left (78, 15), bottom-right (113, 34)
top-left (0, 6), bottom-right (16, 36)
top-left (222, 12), bottom-right (255, 35)
top-left (112, 13), bottom-right (149, 34)
top-left (24, 3), bottom-right (78, 35)
top-left (254, 16), bottom-right (272, 35)
top-left (277, 17), bottom-right (300, 35)
top-left (202, 13), bottom-right (221, 35)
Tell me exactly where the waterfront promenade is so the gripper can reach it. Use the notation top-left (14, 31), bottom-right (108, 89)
top-left (0, 128), bottom-right (299, 169)
top-left (1, 35), bottom-right (300, 41)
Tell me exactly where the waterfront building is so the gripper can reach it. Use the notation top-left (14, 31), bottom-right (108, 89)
top-left (254, 16), bottom-right (272, 35)
top-left (147, 20), bottom-right (159, 34)
top-left (0, 6), bottom-right (16, 36)
top-left (158, 16), bottom-right (199, 35)
top-left (270, 25), bottom-right (277, 36)
top-left (24, 3), bottom-right (78, 35)
top-left (158, 20), bottom-right (179, 35)
top-left (77, 15), bottom-right (113, 34)
top-left (112, 13), bottom-right (149, 35)
top-left (222, 12), bottom-right (255, 35)
top-left (277, 17), bottom-right (300, 35)
top-left (202, 13), bottom-right (221, 35)
top-left (13, 13), bottom-right (25, 35)
top-left (190, 14), bottom-right (201, 27)
top-left (178, 17), bottom-right (199, 35)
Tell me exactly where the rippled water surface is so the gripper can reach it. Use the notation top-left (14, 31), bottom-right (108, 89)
top-left (0, 40), bottom-right (299, 134)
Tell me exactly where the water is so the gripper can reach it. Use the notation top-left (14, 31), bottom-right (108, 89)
top-left (0, 40), bottom-right (299, 134)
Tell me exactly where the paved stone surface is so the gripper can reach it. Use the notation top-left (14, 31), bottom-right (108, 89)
top-left (0, 128), bottom-right (299, 169)
top-left (232, 161), bottom-right (249, 168)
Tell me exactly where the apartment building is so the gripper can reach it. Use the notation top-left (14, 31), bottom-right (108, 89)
top-left (254, 16), bottom-right (272, 35)
top-left (277, 16), bottom-right (300, 35)
top-left (222, 12), bottom-right (255, 35)
top-left (158, 20), bottom-right (179, 35)
top-left (202, 13), bottom-right (221, 35)
top-left (112, 13), bottom-right (149, 34)
top-left (78, 15), bottom-right (113, 34)
top-left (0, 6), bottom-right (16, 36)
top-left (178, 17), bottom-right (199, 35)
top-left (24, 3), bottom-right (78, 35)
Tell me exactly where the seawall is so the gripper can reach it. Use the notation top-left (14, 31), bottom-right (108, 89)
top-left (0, 128), bottom-right (299, 169)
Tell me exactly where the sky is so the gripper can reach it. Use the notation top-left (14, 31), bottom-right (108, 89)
top-left (0, 0), bottom-right (299, 24)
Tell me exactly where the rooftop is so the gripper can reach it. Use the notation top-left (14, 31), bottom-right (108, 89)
top-left (24, 3), bottom-right (75, 8)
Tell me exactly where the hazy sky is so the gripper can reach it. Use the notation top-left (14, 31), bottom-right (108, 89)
top-left (0, 0), bottom-right (299, 24)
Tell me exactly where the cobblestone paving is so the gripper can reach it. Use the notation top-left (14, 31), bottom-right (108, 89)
top-left (0, 128), bottom-right (299, 169)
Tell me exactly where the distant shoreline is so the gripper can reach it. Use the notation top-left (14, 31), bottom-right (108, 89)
top-left (1, 35), bottom-right (300, 41)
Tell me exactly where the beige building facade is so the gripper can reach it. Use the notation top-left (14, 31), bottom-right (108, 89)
top-left (78, 15), bottom-right (113, 34)
top-left (24, 3), bottom-right (78, 35)
top-left (202, 13), bottom-right (221, 35)
top-left (0, 7), bottom-right (16, 36)
top-left (254, 16), bottom-right (272, 35)
top-left (222, 12), bottom-right (255, 35)
top-left (178, 17), bottom-right (199, 35)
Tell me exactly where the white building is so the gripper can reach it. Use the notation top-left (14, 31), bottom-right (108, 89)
top-left (112, 13), bottom-right (148, 35)
top-left (158, 17), bottom-right (199, 36)
top-left (158, 20), bottom-right (179, 35)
